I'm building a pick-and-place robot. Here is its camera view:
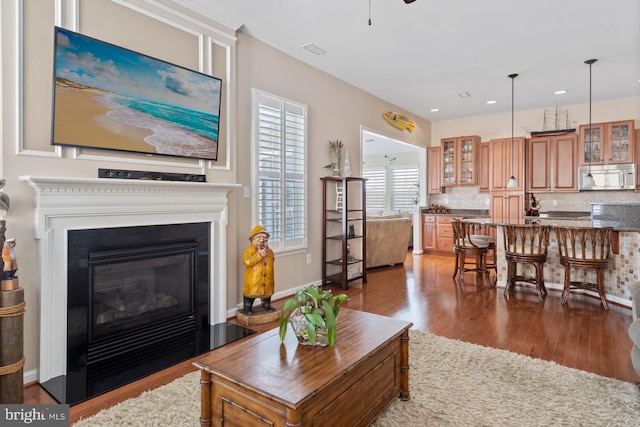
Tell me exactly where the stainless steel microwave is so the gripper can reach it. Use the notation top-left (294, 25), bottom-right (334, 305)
top-left (578, 163), bottom-right (636, 190)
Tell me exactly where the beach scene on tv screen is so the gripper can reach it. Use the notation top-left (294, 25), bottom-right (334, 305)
top-left (52, 27), bottom-right (221, 160)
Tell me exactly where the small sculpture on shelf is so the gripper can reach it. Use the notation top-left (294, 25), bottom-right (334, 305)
top-left (426, 204), bottom-right (447, 214)
top-left (242, 225), bottom-right (275, 315)
top-left (528, 193), bottom-right (540, 216)
top-left (2, 238), bottom-right (17, 280)
top-left (343, 148), bottom-right (352, 177)
top-left (0, 179), bottom-right (10, 213)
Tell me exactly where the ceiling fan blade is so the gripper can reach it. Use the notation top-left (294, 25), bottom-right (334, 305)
top-left (404, 0), bottom-right (417, 3)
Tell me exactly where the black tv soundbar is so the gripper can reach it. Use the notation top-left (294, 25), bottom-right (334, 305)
top-left (98, 168), bottom-right (206, 182)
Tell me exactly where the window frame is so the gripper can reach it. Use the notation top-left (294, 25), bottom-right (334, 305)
top-left (251, 89), bottom-right (308, 254)
top-left (363, 163), bottom-right (419, 213)
top-left (362, 166), bottom-right (386, 212)
top-left (390, 164), bottom-right (420, 212)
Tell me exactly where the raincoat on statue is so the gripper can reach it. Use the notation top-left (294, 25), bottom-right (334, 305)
top-left (243, 225), bottom-right (275, 298)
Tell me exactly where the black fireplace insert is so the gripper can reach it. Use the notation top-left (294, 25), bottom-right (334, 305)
top-left (40, 222), bottom-right (255, 405)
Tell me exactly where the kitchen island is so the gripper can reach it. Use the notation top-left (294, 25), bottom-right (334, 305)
top-left (464, 213), bottom-right (638, 306)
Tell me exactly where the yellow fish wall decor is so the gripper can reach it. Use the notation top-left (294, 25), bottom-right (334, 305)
top-left (382, 111), bottom-right (415, 132)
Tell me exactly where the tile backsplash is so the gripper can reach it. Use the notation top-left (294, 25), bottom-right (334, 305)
top-left (428, 187), bottom-right (639, 213)
top-left (428, 187), bottom-right (490, 210)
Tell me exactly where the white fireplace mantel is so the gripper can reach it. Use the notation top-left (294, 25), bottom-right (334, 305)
top-left (20, 176), bottom-right (240, 383)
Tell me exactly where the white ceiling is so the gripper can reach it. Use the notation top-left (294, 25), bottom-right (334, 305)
top-left (171, 0), bottom-right (640, 123)
top-left (362, 129), bottom-right (422, 156)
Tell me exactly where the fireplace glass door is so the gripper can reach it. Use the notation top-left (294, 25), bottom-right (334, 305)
top-left (90, 243), bottom-right (196, 340)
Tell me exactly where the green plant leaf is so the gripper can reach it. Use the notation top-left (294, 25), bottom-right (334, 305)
top-left (332, 294), bottom-right (348, 317)
top-left (282, 299), bottom-right (301, 310)
top-left (279, 318), bottom-right (289, 342)
top-left (323, 300), bottom-right (337, 346)
top-left (306, 318), bottom-right (316, 345)
top-left (305, 312), bottom-right (326, 328)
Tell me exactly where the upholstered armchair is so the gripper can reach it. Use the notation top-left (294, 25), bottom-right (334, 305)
top-left (627, 281), bottom-right (640, 379)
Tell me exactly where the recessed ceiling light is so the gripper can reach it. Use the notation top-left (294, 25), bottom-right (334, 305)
top-left (486, 100), bottom-right (497, 104)
top-left (554, 90), bottom-right (567, 95)
top-left (457, 92), bottom-right (471, 98)
top-left (301, 43), bottom-right (326, 55)
top-left (430, 108), bottom-right (440, 112)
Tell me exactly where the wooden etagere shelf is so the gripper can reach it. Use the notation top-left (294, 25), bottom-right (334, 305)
top-left (321, 177), bottom-right (367, 290)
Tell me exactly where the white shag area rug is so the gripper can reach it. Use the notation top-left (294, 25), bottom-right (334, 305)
top-left (73, 330), bottom-right (640, 426)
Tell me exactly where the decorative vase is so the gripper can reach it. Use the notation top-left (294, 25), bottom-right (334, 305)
top-left (288, 309), bottom-right (330, 346)
top-left (343, 149), bottom-right (352, 177)
top-left (328, 140), bottom-right (343, 177)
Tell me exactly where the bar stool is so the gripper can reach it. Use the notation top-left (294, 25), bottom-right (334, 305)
top-left (452, 220), bottom-right (490, 286)
top-left (468, 222), bottom-right (497, 284)
top-left (555, 226), bottom-right (612, 310)
top-left (502, 224), bottom-right (551, 300)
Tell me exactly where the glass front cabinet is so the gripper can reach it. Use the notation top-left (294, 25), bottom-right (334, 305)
top-left (440, 135), bottom-right (480, 187)
top-left (579, 120), bottom-right (634, 165)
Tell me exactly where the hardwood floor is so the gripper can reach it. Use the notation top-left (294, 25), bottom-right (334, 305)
top-left (24, 252), bottom-right (638, 424)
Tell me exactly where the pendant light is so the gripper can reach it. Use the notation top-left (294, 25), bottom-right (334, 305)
top-left (506, 73), bottom-right (519, 189)
top-left (583, 59), bottom-right (597, 188)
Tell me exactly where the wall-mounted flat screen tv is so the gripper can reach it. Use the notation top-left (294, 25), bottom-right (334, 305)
top-left (52, 27), bottom-right (222, 161)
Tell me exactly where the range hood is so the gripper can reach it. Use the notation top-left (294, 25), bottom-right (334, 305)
top-left (578, 164), bottom-right (636, 191)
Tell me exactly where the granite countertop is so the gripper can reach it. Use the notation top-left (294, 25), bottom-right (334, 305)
top-left (422, 209), bottom-right (595, 219)
top-left (422, 207), bottom-right (640, 231)
top-left (524, 218), bottom-right (592, 227)
top-left (421, 209), bottom-right (489, 217)
top-left (591, 202), bottom-right (640, 206)
top-left (465, 217), bottom-right (640, 232)
top-left (527, 211), bottom-right (591, 219)
top-left (465, 217), bottom-right (595, 229)
top-left (591, 203), bottom-right (640, 231)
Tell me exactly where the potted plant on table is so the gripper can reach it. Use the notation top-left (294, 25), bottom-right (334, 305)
top-left (279, 285), bottom-right (348, 347)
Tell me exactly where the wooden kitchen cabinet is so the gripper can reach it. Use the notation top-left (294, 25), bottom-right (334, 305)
top-left (427, 146), bottom-right (442, 194)
top-left (422, 214), bottom-right (436, 250)
top-left (489, 137), bottom-right (525, 192)
top-left (478, 141), bottom-right (491, 193)
top-left (441, 135), bottom-right (480, 187)
top-left (579, 119), bottom-right (634, 165)
top-left (526, 133), bottom-right (578, 193)
top-left (490, 193), bottom-right (524, 224)
top-left (436, 216), bottom-right (462, 253)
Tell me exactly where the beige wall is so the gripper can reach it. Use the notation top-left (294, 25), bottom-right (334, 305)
top-left (234, 31), bottom-right (431, 298)
top-left (431, 97), bottom-right (640, 143)
top-left (0, 0), bottom-right (431, 382)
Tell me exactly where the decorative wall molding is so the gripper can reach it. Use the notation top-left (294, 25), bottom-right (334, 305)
top-left (12, 0), bottom-right (237, 172)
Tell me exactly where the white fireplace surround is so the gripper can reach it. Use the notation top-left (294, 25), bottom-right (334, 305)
top-left (20, 176), bottom-right (239, 383)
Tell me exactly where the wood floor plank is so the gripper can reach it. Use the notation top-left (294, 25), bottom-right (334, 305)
top-left (23, 251), bottom-right (638, 425)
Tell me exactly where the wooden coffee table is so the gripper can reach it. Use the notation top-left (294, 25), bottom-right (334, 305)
top-left (194, 308), bottom-right (412, 426)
